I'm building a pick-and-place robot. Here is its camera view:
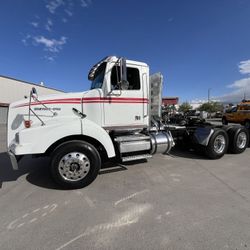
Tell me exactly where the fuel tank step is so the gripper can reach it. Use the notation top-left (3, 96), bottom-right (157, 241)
top-left (121, 154), bottom-right (152, 162)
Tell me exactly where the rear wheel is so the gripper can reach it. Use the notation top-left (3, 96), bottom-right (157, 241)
top-left (222, 117), bottom-right (228, 125)
top-left (50, 140), bottom-right (101, 189)
top-left (228, 127), bottom-right (249, 154)
top-left (205, 129), bottom-right (229, 159)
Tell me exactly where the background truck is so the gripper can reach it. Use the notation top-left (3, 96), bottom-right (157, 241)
top-left (222, 100), bottom-right (250, 129)
top-left (7, 56), bottom-right (249, 189)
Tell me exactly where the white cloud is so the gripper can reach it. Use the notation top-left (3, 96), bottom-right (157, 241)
top-left (239, 60), bottom-right (250, 75)
top-left (216, 61), bottom-right (250, 103)
top-left (228, 77), bottom-right (250, 89)
top-left (21, 34), bottom-right (31, 45)
top-left (45, 18), bottom-right (53, 31)
top-left (22, 0), bottom-right (92, 61)
top-left (33, 35), bottom-right (67, 53)
top-left (218, 78), bottom-right (250, 103)
top-left (31, 22), bottom-right (39, 28)
top-left (46, 0), bottom-right (65, 14)
top-left (81, 0), bottom-right (91, 8)
top-left (45, 0), bottom-right (90, 15)
top-left (44, 55), bottom-right (55, 62)
top-left (64, 9), bottom-right (73, 16)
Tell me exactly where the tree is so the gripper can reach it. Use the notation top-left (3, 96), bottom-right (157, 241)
top-left (178, 102), bottom-right (192, 113)
top-left (198, 101), bottom-right (223, 113)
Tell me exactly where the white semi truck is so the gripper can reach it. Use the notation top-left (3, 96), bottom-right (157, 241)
top-left (7, 56), bottom-right (249, 188)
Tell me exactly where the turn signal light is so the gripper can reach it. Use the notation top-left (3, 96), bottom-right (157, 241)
top-left (24, 120), bottom-right (31, 128)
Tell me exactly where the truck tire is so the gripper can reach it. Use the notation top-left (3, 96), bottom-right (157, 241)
top-left (50, 140), bottom-right (101, 189)
top-left (205, 129), bottom-right (229, 159)
top-left (222, 117), bottom-right (228, 125)
top-left (228, 127), bottom-right (249, 154)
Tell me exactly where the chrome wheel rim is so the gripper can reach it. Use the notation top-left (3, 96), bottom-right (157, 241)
top-left (213, 135), bottom-right (226, 154)
top-left (58, 152), bottom-right (90, 181)
top-left (236, 132), bottom-right (247, 149)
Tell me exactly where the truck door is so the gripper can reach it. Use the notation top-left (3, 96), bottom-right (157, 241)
top-left (103, 63), bottom-right (146, 129)
top-left (227, 106), bottom-right (237, 122)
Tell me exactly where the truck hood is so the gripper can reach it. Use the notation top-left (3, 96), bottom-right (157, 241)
top-left (10, 88), bottom-right (104, 108)
top-left (7, 89), bottom-right (103, 147)
top-left (10, 91), bottom-right (84, 108)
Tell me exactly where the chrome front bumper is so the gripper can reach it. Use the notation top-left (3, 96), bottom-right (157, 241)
top-left (8, 150), bottom-right (19, 170)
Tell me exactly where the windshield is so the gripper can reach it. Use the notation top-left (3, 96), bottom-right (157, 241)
top-left (90, 62), bottom-right (106, 89)
top-left (231, 107), bottom-right (237, 112)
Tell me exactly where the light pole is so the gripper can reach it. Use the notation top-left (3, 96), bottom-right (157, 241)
top-left (207, 88), bottom-right (212, 118)
top-left (208, 88), bottom-right (211, 102)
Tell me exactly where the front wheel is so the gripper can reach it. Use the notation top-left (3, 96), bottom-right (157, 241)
top-left (50, 140), bottom-right (101, 189)
top-left (205, 129), bottom-right (229, 159)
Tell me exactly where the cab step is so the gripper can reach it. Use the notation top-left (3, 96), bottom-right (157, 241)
top-left (122, 154), bottom-right (152, 162)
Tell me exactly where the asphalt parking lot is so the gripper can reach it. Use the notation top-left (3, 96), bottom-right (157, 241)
top-left (1, 124), bottom-right (250, 250)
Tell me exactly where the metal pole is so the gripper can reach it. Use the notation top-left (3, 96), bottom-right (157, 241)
top-left (208, 88), bottom-right (211, 102)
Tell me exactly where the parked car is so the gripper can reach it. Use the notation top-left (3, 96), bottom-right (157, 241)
top-left (215, 111), bottom-right (223, 118)
top-left (185, 109), bottom-right (200, 117)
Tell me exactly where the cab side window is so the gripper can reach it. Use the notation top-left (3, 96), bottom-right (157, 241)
top-left (231, 107), bottom-right (237, 112)
top-left (111, 66), bottom-right (140, 90)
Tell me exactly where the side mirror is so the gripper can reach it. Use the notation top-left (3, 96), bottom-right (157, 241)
top-left (120, 58), bottom-right (127, 82)
top-left (119, 57), bottom-right (129, 90)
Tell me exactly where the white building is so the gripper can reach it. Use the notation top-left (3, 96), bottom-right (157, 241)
top-left (190, 100), bottom-right (207, 110)
top-left (0, 75), bottom-right (64, 124)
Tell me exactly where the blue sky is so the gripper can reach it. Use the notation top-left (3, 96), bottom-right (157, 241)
top-left (1, 0), bottom-right (250, 103)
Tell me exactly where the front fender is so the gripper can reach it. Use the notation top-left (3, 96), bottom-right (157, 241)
top-left (14, 117), bottom-right (83, 155)
top-left (81, 119), bottom-right (115, 158)
top-left (12, 117), bottom-right (116, 158)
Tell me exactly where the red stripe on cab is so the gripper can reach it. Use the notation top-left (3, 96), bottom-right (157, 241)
top-left (13, 97), bottom-right (149, 108)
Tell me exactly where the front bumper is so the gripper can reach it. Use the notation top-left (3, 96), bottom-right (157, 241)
top-left (8, 150), bottom-right (19, 170)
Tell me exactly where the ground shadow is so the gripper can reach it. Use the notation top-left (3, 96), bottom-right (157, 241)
top-left (26, 159), bottom-right (132, 189)
top-left (0, 152), bottom-right (60, 189)
top-left (0, 152), bottom-right (138, 190)
top-left (169, 147), bottom-right (208, 160)
top-left (99, 158), bottom-right (146, 175)
top-left (1, 147), bottom-right (210, 190)
top-left (99, 161), bottom-right (128, 175)
top-left (0, 152), bottom-right (22, 188)
top-left (25, 158), bottom-right (61, 190)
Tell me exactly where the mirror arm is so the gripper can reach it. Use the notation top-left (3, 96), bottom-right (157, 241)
top-left (28, 90), bottom-right (32, 121)
top-left (121, 57), bottom-right (127, 82)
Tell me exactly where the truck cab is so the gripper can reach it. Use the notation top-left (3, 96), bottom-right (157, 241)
top-left (86, 56), bottom-right (150, 130)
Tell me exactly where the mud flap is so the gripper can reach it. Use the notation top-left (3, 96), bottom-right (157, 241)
top-left (193, 127), bottom-right (214, 146)
top-left (8, 151), bottom-right (19, 170)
